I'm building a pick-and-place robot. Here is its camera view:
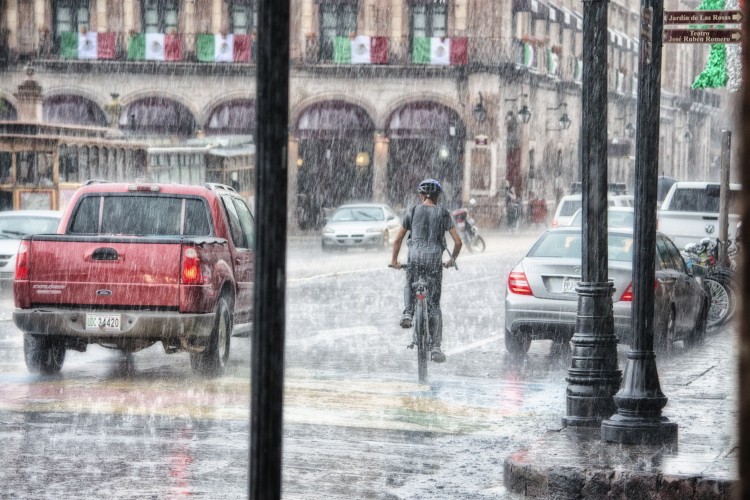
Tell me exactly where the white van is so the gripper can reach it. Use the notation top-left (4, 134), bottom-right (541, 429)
top-left (551, 193), bottom-right (635, 227)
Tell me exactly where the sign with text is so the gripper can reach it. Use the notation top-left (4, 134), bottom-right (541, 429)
top-left (664, 10), bottom-right (743, 24)
top-left (663, 28), bottom-right (742, 43)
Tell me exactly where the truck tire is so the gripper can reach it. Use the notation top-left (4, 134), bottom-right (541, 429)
top-left (24, 333), bottom-right (66, 374)
top-left (191, 297), bottom-right (232, 377)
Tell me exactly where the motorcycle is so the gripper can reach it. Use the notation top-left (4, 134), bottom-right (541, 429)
top-left (451, 199), bottom-right (486, 253)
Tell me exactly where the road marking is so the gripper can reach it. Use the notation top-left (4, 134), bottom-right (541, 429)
top-left (445, 334), bottom-right (503, 356)
top-left (286, 325), bottom-right (382, 347)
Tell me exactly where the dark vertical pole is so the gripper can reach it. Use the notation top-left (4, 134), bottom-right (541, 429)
top-left (739, 0), bottom-right (750, 489)
top-left (718, 131), bottom-right (731, 266)
top-left (251, 0), bottom-right (290, 498)
top-left (601, 0), bottom-right (677, 444)
top-left (563, 0), bottom-right (622, 428)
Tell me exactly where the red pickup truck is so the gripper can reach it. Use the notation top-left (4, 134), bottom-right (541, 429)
top-left (13, 182), bottom-right (255, 377)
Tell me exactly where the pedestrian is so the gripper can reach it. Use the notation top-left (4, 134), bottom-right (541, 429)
top-left (389, 178), bottom-right (462, 363)
top-left (528, 191), bottom-right (548, 228)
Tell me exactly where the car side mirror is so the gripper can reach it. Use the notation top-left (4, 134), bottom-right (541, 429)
top-left (387, 215), bottom-right (395, 221)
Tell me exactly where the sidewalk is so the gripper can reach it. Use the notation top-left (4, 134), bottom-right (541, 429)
top-left (504, 327), bottom-right (738, 498)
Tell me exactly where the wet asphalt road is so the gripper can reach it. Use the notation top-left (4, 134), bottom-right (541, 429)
top-left (0, 230), bottom-right (737, 499)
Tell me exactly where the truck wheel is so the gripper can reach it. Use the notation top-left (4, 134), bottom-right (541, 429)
top-left (191, 297), bottom-right (232, 377)
top-left (24, 333), bottom-right (66, 374)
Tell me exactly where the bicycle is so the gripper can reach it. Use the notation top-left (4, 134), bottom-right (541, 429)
top-left (394, 260), bottom-right (457, 383)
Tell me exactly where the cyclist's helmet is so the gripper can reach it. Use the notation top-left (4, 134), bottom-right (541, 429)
top-left (417, 178), bottom-right (443, 196)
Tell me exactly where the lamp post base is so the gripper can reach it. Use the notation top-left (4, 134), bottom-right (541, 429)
top-left (601, 414), bottom-right (678, 446)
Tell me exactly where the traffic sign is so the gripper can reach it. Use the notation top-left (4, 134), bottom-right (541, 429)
top-left (663, 28), bottom-right (742, 43)
top-left (664, 10), bottom-right (743, 24)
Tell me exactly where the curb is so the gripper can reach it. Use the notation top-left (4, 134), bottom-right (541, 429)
top-left (503, 428), bottom-right (738, 499)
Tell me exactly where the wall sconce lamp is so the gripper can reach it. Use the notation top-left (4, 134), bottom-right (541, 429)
top-left (504, 93), bottom-right (532, 124)
top-left (438, 145), bottom-right (450, 160)
top-left (473, 92), bottom-right (487, 124)
top-left (546, 102), bottom-right (571, 131)
top-left (355, 151), bottom-right (370, 167)
top-left (625, 122), bottom-right (636, 138)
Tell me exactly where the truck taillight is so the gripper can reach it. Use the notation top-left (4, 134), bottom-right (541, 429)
top-left (181, 247), bottom-right (204, 285)
top-left (16, 240), bottom-right (30, 280)
top-left (508, 271), bottom-right (533, 295)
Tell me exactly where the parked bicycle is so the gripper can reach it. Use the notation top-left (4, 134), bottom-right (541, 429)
top-left (396, 261), bottom-right (457, 383)
top-left (682, 237), bottom-right (737, 327)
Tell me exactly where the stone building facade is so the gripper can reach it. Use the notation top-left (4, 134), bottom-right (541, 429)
top-left (0, 0), bottom-right (729, 227)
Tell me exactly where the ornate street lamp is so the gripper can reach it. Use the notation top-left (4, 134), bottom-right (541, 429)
top-left (472, 93), bottom-right (487, 124)
top-left (546, 103), bottom-right (571, 131)
top-left (505, 93), bottom-right (532, 125)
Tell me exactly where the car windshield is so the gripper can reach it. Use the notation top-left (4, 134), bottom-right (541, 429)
top-left (570, 210), bottom-right (634, 228)
top-left (330, 207), bottom-right (383, 222)
top-left (558, 199), bottom-right (582, 217)
top-left (0, 215), bottom-right (59, 238)
top-left (529, 231), bottom-right (634, 262)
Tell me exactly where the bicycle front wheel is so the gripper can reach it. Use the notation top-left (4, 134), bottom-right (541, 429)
top-left (414, 299), bottom-right (429, 383)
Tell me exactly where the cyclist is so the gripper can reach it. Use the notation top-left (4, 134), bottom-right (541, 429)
top-left (389, 178), bottom-right (462, 363)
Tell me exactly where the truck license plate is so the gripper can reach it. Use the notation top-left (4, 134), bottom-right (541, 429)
top-left (85, 313), bottom-right (121, 331)
top-left (562, 277), bottom-right (579, 294)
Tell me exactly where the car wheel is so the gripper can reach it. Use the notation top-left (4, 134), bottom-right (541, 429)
top-left (686, 298), bottom-right (708, 348)
top-left (504, 329), bottom-right (531, 357)
top-left (656, 307), bottom-right (676, 355)
top-left (24, 333), bottom-right (66, 374)
top-left (191, 296), bottom-right (232, 377)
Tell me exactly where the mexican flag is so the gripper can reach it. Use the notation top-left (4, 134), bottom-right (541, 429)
top-left (333, 36), bottom-right (388, 64)
top-left (412, 37), bottom-right (468, 65)
top-left (127, 33), bottom-right (183, 61)
top-left (60, 32), bottom-right (116, 60)
top-left (522, 43), bottom-right (535, 68)
top-left (196, 34), bottom-right (252, 62)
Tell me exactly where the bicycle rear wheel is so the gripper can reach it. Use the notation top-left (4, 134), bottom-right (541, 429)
top-left (414, 299), bottom-right (428, 383)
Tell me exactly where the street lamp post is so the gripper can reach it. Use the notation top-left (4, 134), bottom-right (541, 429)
top-left (601, 0), bottom-right (677, 445)
top-left (562, 0), bottom-right (622, 428)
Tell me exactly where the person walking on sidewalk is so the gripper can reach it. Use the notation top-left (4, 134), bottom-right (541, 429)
top-left (389, 178), bottom-right (462, 363)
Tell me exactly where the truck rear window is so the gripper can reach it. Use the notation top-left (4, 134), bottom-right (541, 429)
top-left (668, 187), bottom-right (738, 214)
top-left (69, 195), bottom-right (211, 236)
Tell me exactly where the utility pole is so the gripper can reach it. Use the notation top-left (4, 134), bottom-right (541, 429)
top-left (563, 0), bottom-right (622, 428)
top-left (601, 0), bottom-right (677, 445)
top-left (250, 0), bottom-right (290, 498)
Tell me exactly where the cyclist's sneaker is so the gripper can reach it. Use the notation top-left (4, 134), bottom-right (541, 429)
top-left (400, 313), bottom-right (412, 329)
top-left (431, 348), bottom-right (446, 363)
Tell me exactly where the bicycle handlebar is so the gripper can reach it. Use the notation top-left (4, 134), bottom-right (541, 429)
top-left (389, 262), bottom-right (458, 270)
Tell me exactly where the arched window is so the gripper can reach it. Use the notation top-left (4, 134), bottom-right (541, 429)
top-left (121, 97), bottom-right (196, 136)
top-left (43, 95), bottom-right (107, 127)
top-left (228, 0), bottom-right (257, 34)
top-left (206, 99), bottom-right (255, 135)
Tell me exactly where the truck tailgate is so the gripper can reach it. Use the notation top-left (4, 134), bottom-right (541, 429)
top-left (27, 237), bottom-right (182, 308)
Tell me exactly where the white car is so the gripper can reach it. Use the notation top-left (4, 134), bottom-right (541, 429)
top-left (551, 193), bottom-right (634, 227)
top-left (321, 203), bottom-right (401, 251)
top-left (0, 210), bottom-right (63, 285)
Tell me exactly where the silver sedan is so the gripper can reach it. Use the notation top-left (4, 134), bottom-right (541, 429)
top-left (321, 203), bottom-right (401, 251)
top-left (503, 227), bottom-right (709, 355)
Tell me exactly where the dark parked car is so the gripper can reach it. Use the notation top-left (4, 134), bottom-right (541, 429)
top-left (504, 227), bottom-right (709, 355)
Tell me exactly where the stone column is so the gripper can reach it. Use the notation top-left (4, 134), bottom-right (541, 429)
top-left (8, 0), bottom-right (18, 49)
top-left (124, 1), bottom-right (134, 33)
top-left (287, 135), bottom-right (299, 227)
top-left (212, 0), bottom-right (223, 33)
top-left (34, 0), bottom-right (45, 34)
top-left (372, 132), bottom-right (389, 202)
top-left (14, 67), bottom-right (43, 123)
top-left (96, 0), bottom-right (107, 31)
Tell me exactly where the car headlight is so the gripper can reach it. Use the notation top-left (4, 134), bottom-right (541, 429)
top-left (366, 227), bottom-right (383, 233)
top-left (322, 227), bottom-right (335, 234)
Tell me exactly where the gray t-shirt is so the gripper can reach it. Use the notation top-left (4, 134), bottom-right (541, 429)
top-left (403, 204), bottom-right (455, 258)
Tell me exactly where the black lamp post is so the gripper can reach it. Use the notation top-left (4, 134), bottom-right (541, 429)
top-left (518, 104), bottom-right (532, 124)
top-left (601, 0), bottom-right (677, 445)
top-left (546, 102), bottom-right (571, 131)
top-left (562, 0), bottom-right (622, 428)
